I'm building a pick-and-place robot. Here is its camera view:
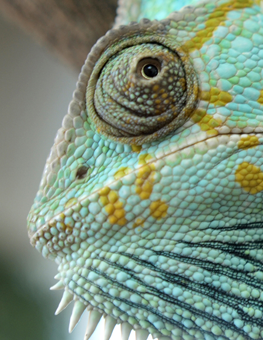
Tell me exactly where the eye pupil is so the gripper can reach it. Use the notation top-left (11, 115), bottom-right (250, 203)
top-left (142, 64), bottom-right (158, 78)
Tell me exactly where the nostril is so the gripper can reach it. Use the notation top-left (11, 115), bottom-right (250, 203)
top-left (76, 166), bottom-right (89, 179)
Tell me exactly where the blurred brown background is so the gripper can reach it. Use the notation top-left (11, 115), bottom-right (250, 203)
top-left (0, 0), bottom-right (118, 70)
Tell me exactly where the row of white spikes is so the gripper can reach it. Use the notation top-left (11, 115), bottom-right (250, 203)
top-left (50, 281), bottom-right (171, 340)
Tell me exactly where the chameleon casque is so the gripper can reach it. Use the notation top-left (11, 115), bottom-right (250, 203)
top-left (27, 0), bottom-right (263, 339)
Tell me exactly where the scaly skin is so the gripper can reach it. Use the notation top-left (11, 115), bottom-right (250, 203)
top-left (28, 1), bottom-right (263, 339)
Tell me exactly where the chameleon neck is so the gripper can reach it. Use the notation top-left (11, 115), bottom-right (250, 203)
top-left (115, 0), bottom-right (201, 26)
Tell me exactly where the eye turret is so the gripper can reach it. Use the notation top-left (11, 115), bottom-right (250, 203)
top-left (86, 21), bottom-right (199, 144)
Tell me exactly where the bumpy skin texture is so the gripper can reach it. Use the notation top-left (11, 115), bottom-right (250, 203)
top-left (28, 1), bottom-right (263, 339)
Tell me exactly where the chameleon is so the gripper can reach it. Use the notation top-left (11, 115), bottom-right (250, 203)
top-left (27, 0), bottom-right (263, 339)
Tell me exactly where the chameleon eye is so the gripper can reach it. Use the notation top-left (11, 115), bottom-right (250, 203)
top-left (138, 58), bottom-right (161, 79)
top-left (86, 20), bottom-right (199, 144)
top-left (76, 166), bottom-right (89, 179)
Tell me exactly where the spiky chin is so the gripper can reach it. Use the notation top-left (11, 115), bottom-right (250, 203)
top-left (48, 246), bottom-right (177, 340)
top-left (51, 279), bottom-right (158, 340)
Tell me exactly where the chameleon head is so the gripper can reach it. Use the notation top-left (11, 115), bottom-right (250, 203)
top-left (28, 2), bottom-right (263, 340)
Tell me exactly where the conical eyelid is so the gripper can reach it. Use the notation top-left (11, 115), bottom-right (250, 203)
top-left (86, 32), bottom-right (199, 144)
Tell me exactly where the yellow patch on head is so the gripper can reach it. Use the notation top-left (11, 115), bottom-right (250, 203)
top-left (57, 222), bottom-right (66, 232)
top-left (192, 108), bottom-right (221, 135)
top-left (114, 167), bottom-right (132, 180)
top-left (135, 154), bottom-right (156, 200)
top-left (138, 153), bottom-right (152, 165)
top-left (99, 187), bottom-right (127, 226)
top-left (257, 89), bottom-right (263, 105)
top-left (235, 162), bottom-right (263, 194)
top-left (55, 214), bottom-right (67, 232)
top-left (201, 88), bottom-right (232, 106)
top-left (133, 218), bottom-right (145, 229)
top-left (238, 136), bottom-right (260, 149)
top-left (65, 198), bottom-right (77, 208)
top-left (58, 213), bottom-right (65, 221)
top-left (136, 164), bottom-right (156, 200)
top-left (131, 144), bottom-right (142, 153)
top-left (150, 200), bottom-right (168, 220)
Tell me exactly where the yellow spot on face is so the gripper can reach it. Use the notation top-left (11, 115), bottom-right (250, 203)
top-left (108, 190), bottom-right (118, 203)
top-left (65, 198), bottom-right (77, 208)
top-left (192, 108), bottom-right (221, 135)
top-left (99, 187), bottom-right (110, 205)
top-left (56, 215), bottom-right (66, 232)
top-left (136, 154), bottom-right (155, 200)
top-left (153, 85), bottom-right (159, 92)
top-left (181, 0), bottom-right (255, 53)
top-left (99, 187), bottom-right (127, 226)
top-left (192, 109), bottom-right (206, 123)
top-left (258, 89), bottom-right (263, 105)
top-left (138, 153), bottom-right (153, 165)
top-left (58, 213), bottom-right (65, 221)
top-left (58, 222), bottom-right (66, 232)
top-left (114, 167), bottom-right (132, 180)
top-left (150, 200), bottom-right (168, 220)
top-left (131, 144), bottom-right (142, 153)
top-left (238, 136), bottom-right (260, 149)
top-left (201, 88), bottom-right (232, 106)
top-left (105, 203), bottom-right (114, 214)
top-left (133, 218), bottom-right (145, 228)
top-left (235, 162), bottom-right (263, 194)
